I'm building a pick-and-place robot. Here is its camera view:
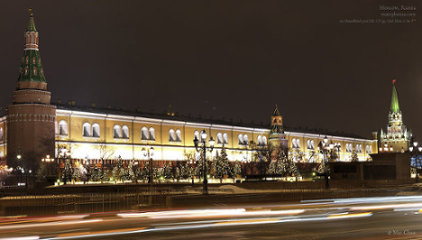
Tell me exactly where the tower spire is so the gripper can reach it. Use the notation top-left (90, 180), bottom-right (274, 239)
top-left (18, 9), bottom-right (46, 85)
top-left (27, 8), bottom-right (37, 32)
top-left (390, 79), bottom-right (400, 113)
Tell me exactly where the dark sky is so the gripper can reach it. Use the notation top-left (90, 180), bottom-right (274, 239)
top-left (1, 0), bottom-right (421, 139)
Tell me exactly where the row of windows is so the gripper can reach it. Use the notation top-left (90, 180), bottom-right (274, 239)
top-left (55, 121), bottom-right (374, 152)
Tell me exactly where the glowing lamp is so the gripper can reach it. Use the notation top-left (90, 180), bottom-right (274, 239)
top-left (414, 141), bottom-right (418, 147)
top-left (409, 146), bottom-right (414, 152)
top-left (201, 131), bottom-right (207, 141)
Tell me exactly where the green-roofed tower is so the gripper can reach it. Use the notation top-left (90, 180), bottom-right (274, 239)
top-left (379, 79), bottom-right (411, 153)
top-left (17, 8), bottom-right (46, 84)
top-left (6, 9), bottom-right (56, 165)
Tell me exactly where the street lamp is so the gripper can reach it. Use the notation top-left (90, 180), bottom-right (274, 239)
top-left (142, 147), bottom-right (154, 184)
top-left (193, 130), bottom-right (215, 195)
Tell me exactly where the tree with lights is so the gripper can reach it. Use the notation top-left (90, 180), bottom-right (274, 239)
top-left (212, 147), bottom-right (233, 183)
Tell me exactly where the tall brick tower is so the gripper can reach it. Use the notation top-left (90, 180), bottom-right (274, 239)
top-left (7, 10), bottom-right (56, 163)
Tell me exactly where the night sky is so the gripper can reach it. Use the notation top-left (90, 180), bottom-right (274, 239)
top-left (1, 0), bottom-right (421, 139)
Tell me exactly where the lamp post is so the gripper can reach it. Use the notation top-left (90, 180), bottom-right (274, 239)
top-left (193, 130), bottom-right (215, 195)
top-left (318, 136), bottom-right (331, 189)
top-left (142, 147), bottom-right (154, 184)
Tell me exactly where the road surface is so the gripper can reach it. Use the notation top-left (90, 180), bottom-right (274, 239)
top-left (2, 195), bottom-right (422, 239)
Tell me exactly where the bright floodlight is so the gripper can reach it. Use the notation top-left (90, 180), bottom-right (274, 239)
top-left (209, 137), bottom-right (215, 147)
top-left (201, 130), bottom-right (207, 140)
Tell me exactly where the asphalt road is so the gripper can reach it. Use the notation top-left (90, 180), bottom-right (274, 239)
top-left (2, 195), bottom-right (422, 239)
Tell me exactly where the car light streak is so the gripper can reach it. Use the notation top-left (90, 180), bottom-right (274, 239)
top-left (0, 219), bottom-right (103, 231)
top-left (0, 236), bottom-right (40, 240)
top-left (351, 203), bottom-right (422, 211)
top-left (43, 211), bottom-right (373, 239)
top-left (117, 208), bottom-right (305, 219)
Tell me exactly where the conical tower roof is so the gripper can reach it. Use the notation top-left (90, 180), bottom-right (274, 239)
top-left (17, 9), bottom-right (46, 83)
top-left (27, 9), bottom-right (37, 32)
top-left (390, 79), bottom-right (400, 113)
top-left (272, 104), bottom-right (280, 116)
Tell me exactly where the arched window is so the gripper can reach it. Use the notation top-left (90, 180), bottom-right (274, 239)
top-left (366, 145), bottom-right (372, 154)
top-left (92, 123), bottom-right (100, 138)
top-left (262, 136), bottom-right (267, 145)
top-left (176, 129), bottom-right (182, 142)
top-left (59, 120), bottom-right (68, 136)
top-left (217, 133), bottom-right (223, 144)
top-left (82, 123), bottom-right (91, 137)
top-left (194, 131), bottom-right (200, 141)
top-left (238, 134), bottom-right (244, 145)
top-left (292, 138), bottom-right (297, 148)
top-left (149, 127), bottom-right (155, 141)
top-left (122, 125), bottom-right (129, 139)
top-left (257, 135), bottom-right (262, 146)
top-left (243, 134), bottom-right (248, 145)
top-left (169, 129), bottom-right (176, 142)
top-left (113, 125), bottom-right (122, 138)
top-left (223, 133), bottom-right (228, 144)
top-left (141, 127), bottom-right (148, 140)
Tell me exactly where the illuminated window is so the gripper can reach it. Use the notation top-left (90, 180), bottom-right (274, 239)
top-left (58, 120), bottom-right (68, 136)
top-left (292, 138), bottom-right (300, 148)
top-left (257, 135), bottom-right (262, 146)
top-left (176, 129), bottom-right (182, 142)
top-left (243, 134), bottom-right (248, 145)
top-left (217, 133), bottom-right (223, 144)
top-left (113, 125), bottom-right (122, 138)
top-left (92, 123), bottom-right (100, 138)
top-left (262, 136), bottom-right (267, 145)
top-left (238, 134), bottom-right (244, 145)
top-left (366, 145), bottom-right (372, 154)
top-left (122, 125), bottom-right (129, 139)
top-left (33, 67), bottom-right (37, 75)
top-left (223, 133), bottom-right (228, 145)
top-left (82, 123), bottom-right (91, 137)
top-left (194, 130), bottom-right (200, 141)
top-left (149, 127), bottom-right (155, 141)
top-left (0, 127), bottom-right (3, 140)
top-left (169, 129), bottom-right (176, 142)
top-left (141, 127), bottom-right (148, 140)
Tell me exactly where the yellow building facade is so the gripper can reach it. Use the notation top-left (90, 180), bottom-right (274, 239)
top-left (52, 107), bottom-right (378, 163)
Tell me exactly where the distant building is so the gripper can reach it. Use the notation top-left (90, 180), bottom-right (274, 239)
top-left (379, 80), bottom-right (411, 153)
top-left (0, 12), bottom-right (377, 164)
